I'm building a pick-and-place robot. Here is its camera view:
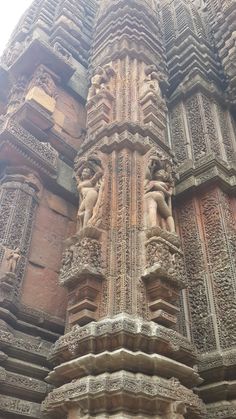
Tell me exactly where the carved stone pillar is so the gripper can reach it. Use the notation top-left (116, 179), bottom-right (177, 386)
top-left (0, 167), bottom-right (40, 308)
top-left (43, 1), bottom-right (205, 418)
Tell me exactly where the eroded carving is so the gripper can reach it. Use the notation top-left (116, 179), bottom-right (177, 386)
top-left (140, 64), bottom-right (167, 101)
top-left (7, 75), bottom-right (27, 114)
top-left (87, 63), bottom-right (115, 102)
top-left (28, 65), bottom-right (58, 98)
top-left (6, 247), bottom-right (21, 273)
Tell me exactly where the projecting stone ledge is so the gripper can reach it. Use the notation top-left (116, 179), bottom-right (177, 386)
top-left (49, 314), bottom-right (197, 366)
top-left (47, 348), bottom-right (202, 387)
top-left (42, 371), bottom-right (205, 419)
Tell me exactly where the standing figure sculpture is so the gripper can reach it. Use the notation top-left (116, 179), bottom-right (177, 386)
top-left (6, 248), bottom-right (21, 273)
top-left (75, 155), bottom-right (103, 230)
top-left (87, 63), bottom-right (115, 101)
top-left (141, 64), bottom-right (168, 100)
top-left (144, 151), bottom-right (175, 233)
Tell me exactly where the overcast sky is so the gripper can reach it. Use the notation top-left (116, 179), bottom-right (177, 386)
top-left (0, 0), bottom-right (32, 55)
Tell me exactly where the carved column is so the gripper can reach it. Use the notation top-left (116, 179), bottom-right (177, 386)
top-left (43, 1), bottom-right (205, 418)
top-left (0, 168), bottom-right (40, 309)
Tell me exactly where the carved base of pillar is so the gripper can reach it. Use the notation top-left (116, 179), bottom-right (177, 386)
top-left (44, 315), bottom-right (205, 418)
top-left (195, 349), bottom-right (236, 417)
top-left (43, 371), bottom-right (204, 419)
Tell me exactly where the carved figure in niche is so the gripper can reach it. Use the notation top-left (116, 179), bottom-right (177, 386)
top-left (75, 154), bottom-right (104, 230)
top-left (87, 63), bottom-right (115, 101)
top-left (6, 248), bottom-right (21, 273)
top-left (30, 66), bottom-right (57, 98)
top-left (141, 64), bottom-right (168, 100)
top-left (62, 246), bottom-right (74, 270)
top-left (144, 150), bottom-right (175, 233)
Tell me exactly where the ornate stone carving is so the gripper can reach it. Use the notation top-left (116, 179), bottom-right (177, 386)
top-left (0, 169), bottom-right (40, 303)
top-left (53, 41), bottom-right (72, 62)
top-left (139, 65), bottom-right (168, 140)
top-left (0, 118), bottom-right (58, 175)
top-left (59, 227), bottom-right (104, 327)
top-left (144, 149), bottom-right (175, 232)
top-left (7, 75), bottom-right (27, 115)
top-left (185, 94), bottom-right (207, 160)
top-left (28, 65), bottom-right (58, 99)
top-left (200, 189), bottom-right (236, 349)
top-left (87, 63), bottom-right (115, 102)
top-left (3, 38), bottom-right (29, 67)
top-left (5, 247), bottom-right (21, 273)
top-left (0, 395), bottom-right (41, 418)
top-left (142, 226), bottom-right (186, 328)
top-left (86, 64), bottom-right (116, 134)
top-left (59, 231), bottom-right (104, 287)
top-left (0, 328), bottom-right (51, 359)
top-left (177, 198), bottom-right (217, 353)
top-left (0, 0), bottom-right (230, 418)
top-left (140, 65), bottom-right (167, 102)
top-left (75, 153), bottom-right (104, 231)
top-left (166, 400), bottom-right (187, 419)
top-left (42, 371), bottom-right (205, 418)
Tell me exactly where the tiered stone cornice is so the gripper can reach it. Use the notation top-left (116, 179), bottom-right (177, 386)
top-left (0, 116), bottom-right (57, 178)
top-left (49, 314), bottom-right (198, 365)
top-left (0, 314), bottom-right (62, 418)
top-left (175, 154), bottom-right (236, 195)
top-left (43, 371), bottom-right (205, 418)
top-left (1, 0), bottom-right (96, 71)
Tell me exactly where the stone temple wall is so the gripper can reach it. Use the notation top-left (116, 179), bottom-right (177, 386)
top-left (0, 0), bottom-right (235, 418)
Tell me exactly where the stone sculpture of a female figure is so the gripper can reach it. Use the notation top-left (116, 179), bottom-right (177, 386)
top-left (75, 156), bottom-right (103, 230)
top-left (144, 152), bottom-right (175, 233)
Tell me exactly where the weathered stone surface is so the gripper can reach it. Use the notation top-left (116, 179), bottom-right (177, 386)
top-left (43, 371), bottom-right (205, 418)
top-left (0, 0), bottom-right (235, 418)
